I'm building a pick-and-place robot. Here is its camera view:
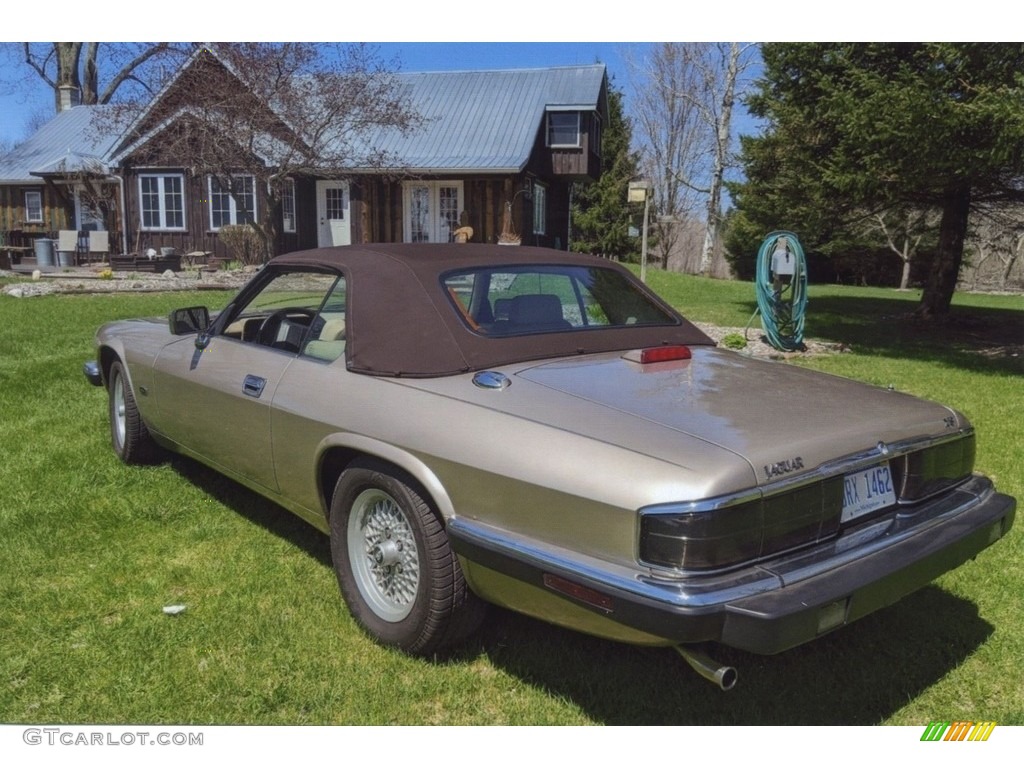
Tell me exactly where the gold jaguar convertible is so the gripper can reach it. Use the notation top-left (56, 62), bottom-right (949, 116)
top-left (84, 244), bottom-right (1015, 689)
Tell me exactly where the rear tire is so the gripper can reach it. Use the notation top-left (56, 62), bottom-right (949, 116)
top-left (329, 458), bottom-right (485, 655)
top-left (108, 360), bottom-right (157, 464)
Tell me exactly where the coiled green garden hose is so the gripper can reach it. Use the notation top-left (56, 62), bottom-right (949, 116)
top-left (751, 230), bottom-right (808, 352)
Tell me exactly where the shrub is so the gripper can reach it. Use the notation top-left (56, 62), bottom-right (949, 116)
top-left (722, 332), bottom-right (747, 350)
top-left (218, 224), bottom-right (267, 266)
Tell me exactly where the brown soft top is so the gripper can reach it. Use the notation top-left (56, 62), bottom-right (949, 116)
top-left (273, 243), bottom-right (713, 377)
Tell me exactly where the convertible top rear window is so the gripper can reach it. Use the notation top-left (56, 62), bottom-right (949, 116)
top-left (443, 266), bottom-right (678, 336)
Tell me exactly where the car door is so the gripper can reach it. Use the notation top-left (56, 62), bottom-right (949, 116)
top-left (150, 338), bottom-right (294, 489)
top-left (150, 269), bottom-right (342, 492)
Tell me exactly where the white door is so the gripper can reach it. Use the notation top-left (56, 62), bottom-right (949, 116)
top-left (316, 180), bottom-right (350, 247)
top-left (403, 181), bottom-right (463, 242)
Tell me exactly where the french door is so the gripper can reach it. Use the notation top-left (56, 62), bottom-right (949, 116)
top-left (403, 181), bottom-right (464, 243)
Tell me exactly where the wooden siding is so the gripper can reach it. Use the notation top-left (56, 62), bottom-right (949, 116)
top-left (528, 111), bottom-right (602, 182)
top-left (4, 169), bottom-right (575, 261)
top-left (0, 184), bottom-right (71, 236)
top-left (290, 177), bottom-right (319, 253)
top-left (119, 168), bottom-right (318, 259)
top-left (124, 169), bottom-right (259, 258)
top-left (350, 174), bottom-right (575, 249)
top-left (357, 175), bottom-right (546, 247)
top-left (0, 182), bottom-right (129, 255)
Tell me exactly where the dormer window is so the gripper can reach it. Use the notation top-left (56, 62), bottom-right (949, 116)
top-left (547, 112), bottom-right (580, 148)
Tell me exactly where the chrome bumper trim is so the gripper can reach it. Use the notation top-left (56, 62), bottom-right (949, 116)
top-left (449, 474), bottom-right (1014, 653)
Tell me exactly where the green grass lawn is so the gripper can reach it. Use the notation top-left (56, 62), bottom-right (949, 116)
top-left (0, 275), bottom-right (1020, 725)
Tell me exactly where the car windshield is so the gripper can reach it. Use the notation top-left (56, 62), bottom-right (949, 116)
top-left (442, 265), bottom-right (678, 337)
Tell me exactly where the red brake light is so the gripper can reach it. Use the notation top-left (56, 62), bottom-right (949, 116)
top-left (639, 345), bottom-right (692, 364)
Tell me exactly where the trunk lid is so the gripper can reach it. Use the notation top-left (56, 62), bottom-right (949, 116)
top-left (515, 347), bottom-right (961, 486)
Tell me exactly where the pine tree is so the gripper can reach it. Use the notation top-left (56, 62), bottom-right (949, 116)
top-left (733, 43), bottom-right (1024, 315)
top-left (571, 84), bottom-right (641, 260)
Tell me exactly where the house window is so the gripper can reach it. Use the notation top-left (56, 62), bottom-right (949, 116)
top-left (532, 182), bottom-right (547, 235)
top-left (209, 175), bottom-right (256, 230)
top-left (547, 112), bottom-right (580, 147)
top-left (403, 181), bottom-right (464, 243)
top-left (589, 113), bottom-right (602, 156)
top-left (282, 180), bottom-right (296, 233)
top-left (139, 174), bottom-right (185, 230)
top-left (24, 190), bottom-right (43, 223)
top-left (75, 185), bottom-right (106, 231)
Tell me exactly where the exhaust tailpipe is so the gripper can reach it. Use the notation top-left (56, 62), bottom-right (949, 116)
top-left (675, 645), bottom-right (737, 690)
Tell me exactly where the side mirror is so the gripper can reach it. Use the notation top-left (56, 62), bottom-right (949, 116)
top-left (169, 306), bottom-right (210, 336)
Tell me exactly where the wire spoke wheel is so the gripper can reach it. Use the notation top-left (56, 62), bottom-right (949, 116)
top-left (330, 458), bottom-right (485, 655)
top-left (347, 489), bottom-right (421, 622)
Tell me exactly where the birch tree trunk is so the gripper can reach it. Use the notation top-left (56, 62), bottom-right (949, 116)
top-left (699, 43), bottom-right (741, 276)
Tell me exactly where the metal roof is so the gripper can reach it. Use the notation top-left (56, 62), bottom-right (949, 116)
top-left (0, 106), bottom-right (120, 183)
top-left (0, 64), bottom-right (606, 180)
top-left (358, 65), bottom-right (606, 172)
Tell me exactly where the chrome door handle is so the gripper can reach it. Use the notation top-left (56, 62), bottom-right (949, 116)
top-left (243, 375), bottom-right (266, 398)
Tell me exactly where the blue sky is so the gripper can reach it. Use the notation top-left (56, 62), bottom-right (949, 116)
top-left (377, 42), bottom-right (634, 77)
top-left (0, 3), bottom-right (988, 147)
top-left (0, 42), bottom-right (650, 146)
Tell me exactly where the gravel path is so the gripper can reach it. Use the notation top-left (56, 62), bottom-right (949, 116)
top-left (692, 322), bottom-right (849, 359)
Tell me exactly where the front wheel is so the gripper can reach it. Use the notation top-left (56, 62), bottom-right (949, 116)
top-left (329, 459), bottom-right (484, 655)
top-left (108, 360), bottom-right (157, 464)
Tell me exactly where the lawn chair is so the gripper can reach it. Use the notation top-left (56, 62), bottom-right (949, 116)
top-left (57, 230), bottom-right (80, 267)
top-left (88, 231), bottom-right (110, 264)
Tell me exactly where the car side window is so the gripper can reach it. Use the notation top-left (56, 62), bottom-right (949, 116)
top-left (222, 271), bottom-right (340, 354)
top-left (300, 277), bottom-right (348, 363)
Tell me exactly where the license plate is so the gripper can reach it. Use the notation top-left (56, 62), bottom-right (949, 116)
top-left (841, 462), bottom-right (897, 523)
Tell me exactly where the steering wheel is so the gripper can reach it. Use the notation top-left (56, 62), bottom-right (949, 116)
top-left (257, 308), bottom-right (318, 350)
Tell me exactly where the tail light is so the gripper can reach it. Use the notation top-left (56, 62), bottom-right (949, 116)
top-left (639, 432), bottom-right (977, 573)
top-left (895, 433), bottom-right (975, 502)
top-left (640, 478), bottom-right (843, 572)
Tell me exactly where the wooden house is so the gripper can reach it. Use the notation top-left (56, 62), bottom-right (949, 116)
top-left (0, 47), bottom-right (608, 264)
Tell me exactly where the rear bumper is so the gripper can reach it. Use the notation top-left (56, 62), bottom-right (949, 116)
top-left (449, 475), bottom-right (1015, 654)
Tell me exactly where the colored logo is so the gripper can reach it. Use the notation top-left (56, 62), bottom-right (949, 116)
top-left (920, 721), bottom-right (996, 742)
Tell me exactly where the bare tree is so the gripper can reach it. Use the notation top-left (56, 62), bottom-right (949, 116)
top-left (697, 43), bottom-right (756, 276)
top-left (963, 205), bottom-right (1024, 290)
top-left (16, 42), bottom-right (189, 112)
top-left (117, 43), bottom-right (422, 259)
top-left (966, 238), bottom-right (995, 291)
top-left (628, 43), bottom-right (712, 268)
top-left (864, 207), bottom-right (938, 290)
top-left (1005, 234), bottom-right (1024, 288)
top-left (628, 42), bottom-right (754, 273)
